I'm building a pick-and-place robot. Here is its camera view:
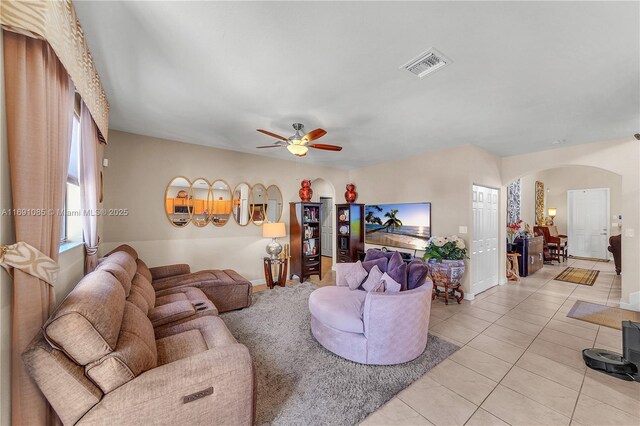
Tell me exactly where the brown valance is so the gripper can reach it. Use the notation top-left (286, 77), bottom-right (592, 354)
top-left (1, 0), bottom-right (110, 143)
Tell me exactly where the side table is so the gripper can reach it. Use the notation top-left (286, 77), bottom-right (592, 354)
top-left (506, 253), bottom-right (521, 281)
top-left (263, 257), bottom-right (288, 289)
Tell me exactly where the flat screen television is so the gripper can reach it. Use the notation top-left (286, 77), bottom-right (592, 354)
top-left (364, 202), bottom-right (431, 250)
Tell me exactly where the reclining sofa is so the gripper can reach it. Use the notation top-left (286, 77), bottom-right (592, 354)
top-left (22, 246), bottom-right (255, 425)
top-left (106, 244), bottom-right (252, 313)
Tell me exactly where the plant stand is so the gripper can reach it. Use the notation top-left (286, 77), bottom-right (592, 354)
top-left (427, 259), bottom-right (466, 305)
top-left (432, 281), bottom-right (464, 304)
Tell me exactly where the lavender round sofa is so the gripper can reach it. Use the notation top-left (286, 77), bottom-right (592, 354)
top-left (309, 263), bottom-right (433, 365)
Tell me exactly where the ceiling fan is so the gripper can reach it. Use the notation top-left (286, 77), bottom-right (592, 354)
top-left (256, 123), bottom-right (343, 157)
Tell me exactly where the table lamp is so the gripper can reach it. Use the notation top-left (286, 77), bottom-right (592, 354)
top-left (547, 208), bottom-right (557, 225)
top-left (263, 222), bottom-right (286, 259)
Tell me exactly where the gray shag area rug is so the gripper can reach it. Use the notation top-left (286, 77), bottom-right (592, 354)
top-left (220, 282), bottom-right (460, 426)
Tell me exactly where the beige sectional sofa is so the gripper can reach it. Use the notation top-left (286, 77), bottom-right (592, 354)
top-left (22, 247), bottom-right (255, 425)
top-left (107, 244), bottom-right (253, 313)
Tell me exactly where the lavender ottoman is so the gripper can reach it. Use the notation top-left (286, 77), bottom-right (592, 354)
top-left (308, 264), bottom-right (433, 365)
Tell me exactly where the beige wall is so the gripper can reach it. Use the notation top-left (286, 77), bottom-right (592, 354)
top-left (348, 144), bottom-right (506, 297)
top-left (517, 167), bottom-right (622, 238)
top-left (544, 167), bottom-right (621, 237)
top-left (100, 131), bottom-right (349, 281)
top-left (502, 138), bottom-right (640, 310)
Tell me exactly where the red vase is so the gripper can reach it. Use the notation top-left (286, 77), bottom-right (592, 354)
top-left (299, 179), bottom-right (313, 202)
top-left (344, 183), bottom-right (357, 204)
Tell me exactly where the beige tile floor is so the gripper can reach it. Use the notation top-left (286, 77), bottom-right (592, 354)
top-left (359, 258), bottom-right (640, 426)
top-left (255, 257), bottom-right (639, 425)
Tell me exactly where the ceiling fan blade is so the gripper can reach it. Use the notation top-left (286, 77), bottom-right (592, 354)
top-left (257, 129), bottom-right (288, 141)
top-left (309, 143), bottom-right (343, 151)
top-left (301, 128), bottom-right (327, 143)
top-left (256, 145), bottom-right (285, 149)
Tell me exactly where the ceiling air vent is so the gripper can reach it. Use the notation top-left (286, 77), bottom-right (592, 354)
top-left (400, 48), bottom-right (452, 78)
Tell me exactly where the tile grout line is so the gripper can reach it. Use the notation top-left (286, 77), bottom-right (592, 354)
top-left (424, 260), bottom-right (617, 425)
top-left (463, 265), bottom-right (590, 423)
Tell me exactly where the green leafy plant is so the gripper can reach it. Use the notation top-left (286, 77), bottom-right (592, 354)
top-left (422, 235), bottom-right (468, 262)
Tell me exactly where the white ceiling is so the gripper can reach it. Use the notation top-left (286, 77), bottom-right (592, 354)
top-left (74, 1), bottom-right (639, 169)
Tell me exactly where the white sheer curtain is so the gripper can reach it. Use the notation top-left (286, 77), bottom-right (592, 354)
top-left (79, 101), bottom-right (100, 272)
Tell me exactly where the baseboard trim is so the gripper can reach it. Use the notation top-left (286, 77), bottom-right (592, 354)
top-left (463, 293), bottom-right (475, 301)
top-left (619, 291), bottom-right (640, 312)
top-left (250, 278), bottom-right (266, 286)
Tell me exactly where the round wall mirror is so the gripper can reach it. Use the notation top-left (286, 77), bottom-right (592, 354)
top-left (165, 177), bottom-right (192, 227)
top-left (266, 185), bottom-right (283, 223)
top-left (232, 183), bottom-right (251, 226)
top-left (210, 179), bottom-right (231, 227)
top-left (189, 178), bottom-right (211, 227)
top-left (250, 184), bottom-right (267, 225)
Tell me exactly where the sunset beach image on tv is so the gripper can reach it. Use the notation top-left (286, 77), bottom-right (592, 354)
top-left (364, 203), bottom-right (431, 250)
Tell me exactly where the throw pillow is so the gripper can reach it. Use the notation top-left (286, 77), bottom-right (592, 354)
top-left (380, 272), bottom-right (402, 293)
top-left (363, 249), bottom-right (387, 263)
top-left (408, 259), bottom-right (429, 290)
top-left (344, 261), bottom-right (368, 290)
top-left (387, 252), bottom-right (408, 291)
top-left (362, 257), bottom-right (388, 274)
top-left (362, 265), bottom-right (384, 293)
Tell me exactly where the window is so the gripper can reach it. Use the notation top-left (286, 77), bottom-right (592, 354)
top-left (61, 112), bottom-right (83, 246)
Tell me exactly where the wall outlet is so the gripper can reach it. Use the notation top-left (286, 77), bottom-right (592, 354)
top-left (103, 158), bottom-right (109, 167)
top-left (625, 228), bottom-right (634, 238)
top-left (458, 226), bottom-right (468, 234)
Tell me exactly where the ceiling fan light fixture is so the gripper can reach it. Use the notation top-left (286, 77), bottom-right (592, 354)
top-left (287, 144), bottom-right (308, 156)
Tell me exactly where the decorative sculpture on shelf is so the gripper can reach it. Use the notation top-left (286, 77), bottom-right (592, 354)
top-left (344, 183), bottom-right (358, 204)
top-left (299, 179), bottom-right (313, 202)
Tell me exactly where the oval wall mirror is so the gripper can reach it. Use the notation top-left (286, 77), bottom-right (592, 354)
top-left (232, 182), bottom-right (251, 226)
top-left (189, 178), bottom-right (211, 227)
top-left (165, 176), bottom-right (192, 227)
top-left (210, 179), bottom-right (231, 227)
top-left (250, 184), bottom-right (268, 226)
top-left (266, 185), bottom-right (283, 223)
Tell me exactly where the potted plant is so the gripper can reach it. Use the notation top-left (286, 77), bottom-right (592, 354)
top-left (422, 235), bottom-right (468, 286)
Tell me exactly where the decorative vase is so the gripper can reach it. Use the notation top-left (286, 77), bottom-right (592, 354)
top-left (344, 183), bottom-right (358, 204)
top-left (507, 242), bottom-right (516, 253)
top-left (427, 259), bottom-right (465, 286)
top-left (299, 179), bottom-right (313, 202)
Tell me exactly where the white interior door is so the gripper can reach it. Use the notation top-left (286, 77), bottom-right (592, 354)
top-left (471, 185), bottom-right (499, 296)
top-left (320, 197), bottom-right (333, 257)
top-left (567, 188), bottom-right (609, 259)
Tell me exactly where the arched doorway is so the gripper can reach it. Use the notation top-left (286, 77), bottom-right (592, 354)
top-left (310, 178), bottom-right (336, 271)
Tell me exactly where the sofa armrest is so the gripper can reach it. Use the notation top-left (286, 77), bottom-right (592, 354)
top-left (150, 264), bottom-right (191, 281)
top-left (335, 263), bottom-right (357, 287)
top-left (79, 343), bottom-right (254, 425)
top-left (362, 283), bottom-right (433, 347)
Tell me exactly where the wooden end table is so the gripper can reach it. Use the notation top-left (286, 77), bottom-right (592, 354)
top-left (263, 257), bottom-right (288, 289)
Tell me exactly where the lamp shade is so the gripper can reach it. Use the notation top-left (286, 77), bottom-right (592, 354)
top-left (263, 222), bottom-right (286, 238)
top-left (548, 208), bottom-right (557, 217)
top-left (287, 144), bottom-right (308, 156)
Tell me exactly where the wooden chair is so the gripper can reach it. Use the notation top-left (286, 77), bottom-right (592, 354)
top-left (534, 228), bottom-right (555, 263)
top-left (534, 226), bottom-right (568, 262)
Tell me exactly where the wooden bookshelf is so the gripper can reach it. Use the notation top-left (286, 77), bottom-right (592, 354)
top-left (289, 202), bottom-right (322, 281)
top-left (336, 203), bottom-right (364, 263)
